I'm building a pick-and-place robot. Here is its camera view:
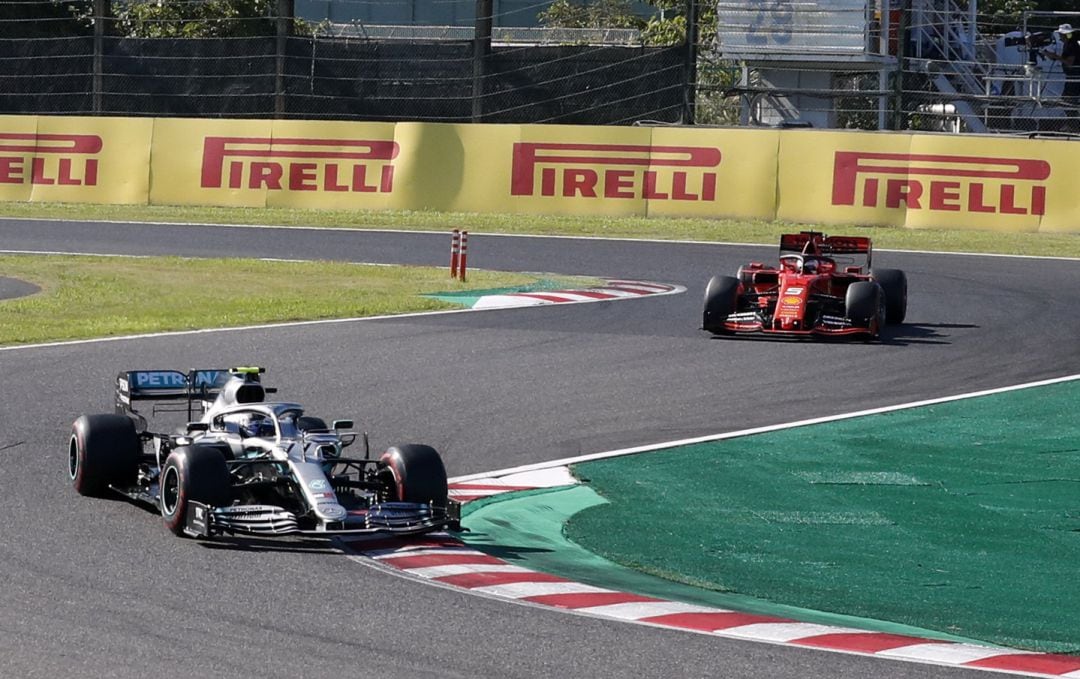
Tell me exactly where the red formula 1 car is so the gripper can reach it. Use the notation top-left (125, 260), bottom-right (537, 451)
top-left (702, 231), bottom-right (907, 340)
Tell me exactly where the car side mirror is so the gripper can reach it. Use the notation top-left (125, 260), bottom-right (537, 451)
top-left (332, 419), bottom-right (354, 430)
top-left (186, 422), bottom-right (209, 432)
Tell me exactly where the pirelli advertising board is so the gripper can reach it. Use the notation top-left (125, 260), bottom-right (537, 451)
top-left (0, 116), bottom-right (152, 204)
top-left (0, 115), bottom-right (1077, 232)
top-left (500, 125), bottom-right (779, 218)
top-left (777, 129), bottom-right (1078, 233)
top-left (150, 118), bottom-right (399, 209)
top-left (149, 120), bottom-right (778, 218)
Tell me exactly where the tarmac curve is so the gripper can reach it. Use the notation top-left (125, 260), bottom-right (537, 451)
top-left (0, 218), bottom-right (1078, 679)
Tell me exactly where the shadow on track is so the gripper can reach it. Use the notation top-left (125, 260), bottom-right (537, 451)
top-left (705, 322), bottom-right (979, 346)
top-left (199, 536), bottom-right (341, 554)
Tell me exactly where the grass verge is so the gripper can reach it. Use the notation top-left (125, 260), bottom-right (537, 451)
top-left (1, 202), bottom-right (1079, 258)
top-left (0, 254), bottom-right (594, 346)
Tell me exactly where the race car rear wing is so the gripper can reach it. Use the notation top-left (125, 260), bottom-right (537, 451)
top-left (779, 231), bottom-right (873, 268)
top-left (115, 369), bottom-right (230, 422)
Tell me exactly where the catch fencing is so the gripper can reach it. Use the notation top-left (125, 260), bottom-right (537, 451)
top-left (3, 1), bottom-right (1080, 134)
top-left (0, 2), bottom-right (687, 125)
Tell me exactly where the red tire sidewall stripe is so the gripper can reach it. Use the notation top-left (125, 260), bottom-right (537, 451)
top-left (380, 452), bottom-right (405, 501)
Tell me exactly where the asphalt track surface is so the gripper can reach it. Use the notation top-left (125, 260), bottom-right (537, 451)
top-left (0, 275), bottom-right (39, 300)
top-left (1, 217), bottom-right (1078, 679)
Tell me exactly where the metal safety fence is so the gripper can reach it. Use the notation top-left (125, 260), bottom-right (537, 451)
top-left (2, 0), bottom-right (1079, 134)
top-left (0, 1), bottom-right (688, 124)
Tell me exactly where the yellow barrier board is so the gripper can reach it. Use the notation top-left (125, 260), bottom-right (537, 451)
top-left (777, 128), bottom-right (1077, 233)
top-left (778, 129), bottom-right (913, 229)
top-left (264, 119), bottom-right (398, 210)
top-left (498, 124), bottom-right (656, 217)
top-left (3, 113), bottom-right (1078, 233)
top-left (0, 116), bottom-right (38, 203)
top-left (648, 126), bottom-right (778, 219)
top-left (905, 134), bottom-right (1058, 232)
top-left (0, 115), bottom-right (152, 204)
top-left (150, 118), bottom-right (399, 209)
top-left (466, 124), bottom-right (777, 219)
top-left (389, 122), bottom-right (480, 212)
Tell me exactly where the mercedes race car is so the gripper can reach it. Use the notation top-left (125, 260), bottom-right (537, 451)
top-left (703, 231), bottom-right (907, 340)
top-left (69, 367), bottom-right (459, 539)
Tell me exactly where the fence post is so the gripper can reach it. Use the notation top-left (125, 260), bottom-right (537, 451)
top-left (683, 0), bottom-right (699, 125)
top-left (472, 0), bottom-right (493, 122)
top-left (892, 0), bottom-right (911, 130)
top-left (275, 0), bottom-right (294, 117)
top-left (92, 0), bottom-right (107, 114)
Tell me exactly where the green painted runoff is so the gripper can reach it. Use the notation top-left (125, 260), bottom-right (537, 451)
top-left (563, 380), bottom-right (1080, 653)
top-left (461, 485), bottom-right (985, 645)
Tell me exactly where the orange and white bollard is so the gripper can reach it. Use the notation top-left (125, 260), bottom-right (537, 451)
top-left (459, 231), bottom-right (468, 282)
top-left (449, 229), bottom-right (461, 278)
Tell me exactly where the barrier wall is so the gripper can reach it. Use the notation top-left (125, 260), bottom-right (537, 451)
top-left (1, 115), bottom-right (1076, 233)
top-left (0, 116), bottom-right (152, 205)
top-left (776, 129), bottom-right (1078, 233)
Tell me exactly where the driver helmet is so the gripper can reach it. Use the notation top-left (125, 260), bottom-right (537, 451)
top-left (802, 258), bottom-right (818, 274)
top-left (239, 413), bottom-right (274, 438)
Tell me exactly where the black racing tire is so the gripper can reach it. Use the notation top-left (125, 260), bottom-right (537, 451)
top-left (379, 444), bottom-right (449, 506)
top-left (197, 440), bottom-right (235, 462)
top-left (736, 265), bottom-right (754, 289)
top-left (845, 281), bottom-right (885, 339)
top-left (160, 445), bottom-right (232, 537)
top-left (872, 268), bottom-right (908, 324)
top-left (69, 414), bottom-right (140, 497)
top-left (703, 275), bottom-right (740, 334)
top-left (297, 416), bottom-right (329, 432)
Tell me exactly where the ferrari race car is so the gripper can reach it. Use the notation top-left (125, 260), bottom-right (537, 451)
top-left (703, 231), bottom-right (907, 340)
top-left (68, 367), bottom-right (459, 539)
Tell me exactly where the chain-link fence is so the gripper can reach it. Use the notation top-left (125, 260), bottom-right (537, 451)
top-left (701, 1), bottom-right (1080, 134)
top-left (0, 1), bottom-right (688, 124)
top-left (2, 1), bottom-right (1078, 133)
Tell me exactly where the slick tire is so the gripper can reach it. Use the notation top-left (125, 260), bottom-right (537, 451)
top-left (871, 268), bottom-right (908, 324)
top-left (160, 445), bottom-right (231, 537)
top-left (703, 275), bottom-right (740, 334)
top-left (69, 414), bottom-right (140, 497)
top-left (845, 281), bottom-right (885, 340)
top-left (380, 444), bottom-right (449, 506)
top-left (736, 265), bottom-right (754, 289)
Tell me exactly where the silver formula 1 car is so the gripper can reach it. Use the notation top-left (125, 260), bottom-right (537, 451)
top-left (69, 367), bottom-right (459, 539)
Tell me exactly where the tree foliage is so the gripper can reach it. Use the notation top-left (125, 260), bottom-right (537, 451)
top-left (538, 0), bottom-right (719, 47)
top-left (42, 0), bottom-right (286, 37)
top-left (958, 0), bottom-right (1078, 33)
top-left (111, 0), bottom-right (278, 38)
top-left (538, 0), bottom-right (644, 30)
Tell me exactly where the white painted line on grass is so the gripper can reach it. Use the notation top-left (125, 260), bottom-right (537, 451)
top-left (0, 249), bottom-right (386, 266)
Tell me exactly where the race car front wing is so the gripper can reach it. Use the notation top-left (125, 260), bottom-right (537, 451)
top-left (721, 311), bottom-right (873, 336)
top-left (183, 500), bottom-right (461, 539)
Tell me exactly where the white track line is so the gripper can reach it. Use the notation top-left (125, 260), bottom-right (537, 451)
top-left (1, 217), bottom-right (1077, 261)
top-left (450, 373), bottom-right (1080, 483)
